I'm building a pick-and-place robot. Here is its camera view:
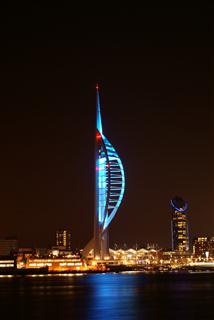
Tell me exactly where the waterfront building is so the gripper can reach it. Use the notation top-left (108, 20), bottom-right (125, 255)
top-left (35, 248), bottom-right (49, 258)
top-left (0, 237), bottom-right (18, 256)
top-left (193, 237), bottom-right (209, 258)
top-left (56, 229), bottom-right (71, 250)
top-left (0, 258), bottom-right (15, 270)
top-left (110, 248), bottom-right (158, 265)
top-left (170, 197), bottom-right (189, 253)
top-left (15, 248), bottom-right (35, 268)
top-left (160, 250), bottom-right (190, 266)
top-left (209, 237), bottom-right (214, 258)
top-left (83, 86), bottom-right (125, 259)
top-left (192, 236), bottom-right (214, 259)
top-left (25, 257), bottom-right (83, 271)
top-left (49, 247), bottom-right (73, 258)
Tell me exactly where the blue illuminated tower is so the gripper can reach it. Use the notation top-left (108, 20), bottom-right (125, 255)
top-left (83, 85), bottom-right (125, 259)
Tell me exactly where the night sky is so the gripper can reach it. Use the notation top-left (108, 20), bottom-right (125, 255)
top-left (0, 6), bottom-right (213, 249)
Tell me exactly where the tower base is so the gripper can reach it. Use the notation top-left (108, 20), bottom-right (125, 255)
top-left (83, 230), bottom-right (109, 260)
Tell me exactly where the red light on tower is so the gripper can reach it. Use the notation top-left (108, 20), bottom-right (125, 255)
top-left (96, 132), bottom-right (102, 140)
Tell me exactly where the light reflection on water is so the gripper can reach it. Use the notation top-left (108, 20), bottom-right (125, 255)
top-left (0, 272), bottom-right (214, 319)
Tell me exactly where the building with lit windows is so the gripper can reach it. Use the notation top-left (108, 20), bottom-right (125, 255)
top-left (171, 197), bottom-right (189, 254)
top-left (56, 230), bottom-right (71, 250)
top-left (209, 237), bottom-right (214, 258)
top-left (24, 257), bottom-right (83, 271)
top-left (193, 237), bottom-right (209, 258)
top-left (0, 258), bottom-right (15, 271)
top-left (83, 86), bottom-right (125, 260)
top-left (193, 236), bottom-right (214, 259)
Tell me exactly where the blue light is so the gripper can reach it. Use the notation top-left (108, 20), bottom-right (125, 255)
top-left (170, 199), bottom-right (188, 212)
top-left (83, 86), bottom-right (126, 259)
top-left (97, 157), bottom-right (107, 223)
top-left (96, 131), bottom-right (125, 231)
top-left (96, 87), bottom-right (125, 233)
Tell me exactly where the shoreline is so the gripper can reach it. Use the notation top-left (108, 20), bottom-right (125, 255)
top-left (1, 265), bottom-right (214, 276)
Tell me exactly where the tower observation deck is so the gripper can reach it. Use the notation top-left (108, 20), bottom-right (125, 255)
top-left (83, 86), bottom-right (125, 259)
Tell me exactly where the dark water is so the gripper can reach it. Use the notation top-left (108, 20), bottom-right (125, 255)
top-left (0, 272), bottom-right (214, 320)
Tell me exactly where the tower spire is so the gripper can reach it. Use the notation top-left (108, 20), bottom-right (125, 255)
top-left (83, 87), bottom-right (125, 260)
top-left (96, 84), bottom-right (103, 134)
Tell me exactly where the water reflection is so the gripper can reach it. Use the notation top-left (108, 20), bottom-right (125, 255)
top-left (85, 273), bottom-right (142, 320)
top-left (0, 273), bottom-right (213, 319)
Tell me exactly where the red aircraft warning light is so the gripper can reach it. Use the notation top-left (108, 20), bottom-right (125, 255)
top-left (96, 132), bottom-right (102, 140)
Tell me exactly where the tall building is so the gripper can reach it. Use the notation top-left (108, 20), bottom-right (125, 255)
top-left (170, 196), bottom-right (189, 253)
top-left (56, 230), bottom-right (71, 250)
top-left (83, 85), bottom-right (125, 259)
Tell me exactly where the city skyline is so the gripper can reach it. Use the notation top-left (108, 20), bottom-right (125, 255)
top-left (0, 7), bottom-right (213, 249)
